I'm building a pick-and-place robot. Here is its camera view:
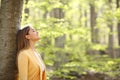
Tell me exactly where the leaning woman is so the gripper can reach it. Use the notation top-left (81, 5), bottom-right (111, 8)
top-left (16, 25), bottom-right (46, 80)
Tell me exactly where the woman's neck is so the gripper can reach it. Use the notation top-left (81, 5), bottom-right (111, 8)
top-left (29, 40), bottom-right (36, 51)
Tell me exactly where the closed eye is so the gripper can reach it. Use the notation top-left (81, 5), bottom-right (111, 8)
top-left (32, 29), bottom-right (36, 32)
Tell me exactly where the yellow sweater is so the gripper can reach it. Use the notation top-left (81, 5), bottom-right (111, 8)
top-left (16, 48), bottom-right (46, 80)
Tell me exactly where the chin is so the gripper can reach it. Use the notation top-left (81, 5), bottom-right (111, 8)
top-left (37, 37), bottom-right (40, 40)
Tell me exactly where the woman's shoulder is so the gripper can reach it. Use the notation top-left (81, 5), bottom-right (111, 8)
top-left (17, 49), bottom-right (30, 63)
top-left (18, 48), bottom-right (30, 56)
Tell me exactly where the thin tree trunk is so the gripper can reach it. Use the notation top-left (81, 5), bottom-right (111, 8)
top-left (107, 0), bottom-right (114, 58)
top-left (0, 0), bottom-right (23, 80)
top-left (108, 24), bottom-right (114, 57)
top-left (88, 2), bottom-right (100, 54)
top-left (84, 10), bottom-right (87, 27)
top-left (115, 0), bottom-right (120, 58)
top-left (24, 0), bottom-right (29, 20)
top-left (117, 23), bottom-right (120, 45)
top-left (90, 3), bottom-right (99, 43)
top-left (116, 0), bottom-right (120, 45)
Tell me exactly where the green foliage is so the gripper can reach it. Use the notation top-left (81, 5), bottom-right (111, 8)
top-left (114, 8), bottom-right (120, 22)
top-left (21, 0), bottom-right (120, 79)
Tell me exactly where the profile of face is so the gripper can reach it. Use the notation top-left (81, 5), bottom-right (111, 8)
top-left (25, 27), bottom-right (40, 42)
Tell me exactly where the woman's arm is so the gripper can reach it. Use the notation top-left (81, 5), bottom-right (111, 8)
top-left (18, 52), bottom-right (28, 80)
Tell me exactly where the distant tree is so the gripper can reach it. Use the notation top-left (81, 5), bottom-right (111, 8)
top-left (116, 0), bottom-right (120, 46)
top-left (84, 10), bottom-right (88, 27)
top-left (90, 2), bottom-right (99, 43)
top-left (0, 0), bottom-right (23, 80)
top-left (24, 0), bottom-right (29, 20)
top-left (50, 8), bottom-right (65, 69)
top-left (107, 0), bottom-right (114, 58)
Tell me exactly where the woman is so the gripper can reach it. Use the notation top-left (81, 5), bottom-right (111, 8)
top-left (16, 25), bottom-right (46, 80)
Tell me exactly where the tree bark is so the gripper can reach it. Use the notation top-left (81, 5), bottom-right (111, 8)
top-left (84, 10), bottom-right (88, 27)
top-left (90, 3), bottom-right (99, 43)
top-left (24, 0), bottom-right (29, 21)
top-left (114, 0), bottom-right (120, 58)
top-left (0, 0), bottom-right (23, 80)
top-left (116, 0), bottom-right (120, 45)
top-left (108, 24), bottom-right (114, 57)
top-left (107, 0), bottom-right (114, 58)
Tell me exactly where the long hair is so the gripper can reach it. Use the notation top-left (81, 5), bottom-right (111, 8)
top-left (16, 26), bottom-right (30, 53)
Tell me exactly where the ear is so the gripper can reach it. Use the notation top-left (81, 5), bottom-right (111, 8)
top-left (25, 35), bottom-right (30, 39)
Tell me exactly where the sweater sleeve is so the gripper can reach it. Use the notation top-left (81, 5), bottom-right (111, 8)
top-left (18, 52), bottom-right (28, 80)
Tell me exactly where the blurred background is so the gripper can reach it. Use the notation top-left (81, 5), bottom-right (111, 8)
top-left (22, 0), bottom-right (120, 80)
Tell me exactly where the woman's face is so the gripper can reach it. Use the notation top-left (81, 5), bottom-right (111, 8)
top-left (26, 27), bottom-right (40, 41)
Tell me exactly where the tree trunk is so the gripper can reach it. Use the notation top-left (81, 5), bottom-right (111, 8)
top-left (84, 10), bottom-right (88, 27)
top-left (88, 2), bottom-right (100, 54)
top-left (24, 0), bottom-right (29, 20)
top-left (107, 0), bottom-right (114, 58)
top-left (116, 0), bottom-right (120, 45)
top-left (0, 0), bottom-right (23, 80)
top-left (114, 0), bottom-right (120, 58)
top-left (108, 24), bottom-right (114, 57)
top-left (50, 8), bottom-right (64, 19)
top-left (90, 3), bottom-right (99, 43)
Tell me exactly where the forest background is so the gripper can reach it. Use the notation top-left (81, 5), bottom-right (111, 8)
top-left (0, 0), bottom-right (120, 80)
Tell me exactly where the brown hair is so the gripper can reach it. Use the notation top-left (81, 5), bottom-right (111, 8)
top-left (16, 26), bottom-right (30, 53)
